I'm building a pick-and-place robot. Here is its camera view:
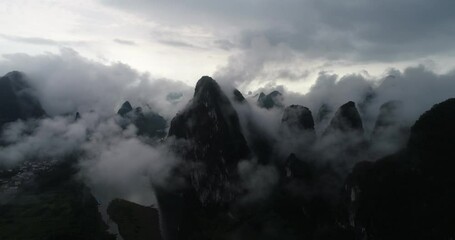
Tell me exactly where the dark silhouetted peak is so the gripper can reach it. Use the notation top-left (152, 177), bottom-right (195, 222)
top-left (342, 101), bottom-right (355, 109)
top-left (169, 75), bottom-right (250, 163)
top-left (269, 91), bottom-right (281, 97)
top-left (117, 101), bottom-right (133, 116)
top-left (168, 76), bottom-right (250, 205)
top-left (5, 71), bottom-right (24, 80)
top-left (117, 101), bottom-right (166, 138)
top-left (282, 105), bottom-right (315, 131)
top-left (194, 76), bottom-right (219, 98)
top-left (191, 76), bottom-right (233, 109)
top-left (75, 112), bottom-right (81, 121)
top-left (0, 71), bottom-right (46, 129)
top-left (162, 77), bottom-right (249, 239)
top-left (280, 105), bottom-right (316, 148)
top-left (257, 90), bottom-right (283, 109)
top-left (233, 89), bottom-right (246, 103)
top-left (135, 112), bottom-right (167, 138)
top-left (320, 102), bottom-right (365, 160)
top-left (324, 101), bottom-right (363, 135)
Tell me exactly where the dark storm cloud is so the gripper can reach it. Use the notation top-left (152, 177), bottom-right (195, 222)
top-left (113, 38), bottom-right (136, 46)
top-left (101, 0), bottom-right (455, 62)
top-left (237, 0), bottom-right (455, 61)
top-left (305, 0), bottom-right (455, 61)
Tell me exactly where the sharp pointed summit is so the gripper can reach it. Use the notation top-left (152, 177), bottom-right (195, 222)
top-left (281, 105), bottom-right (316, 145)
top-left (161, 76), bottom-right (251, 239)
top-left (257, 90), bottom-right (283, 109)
top-left (232, 89), bottom-right (246, 103)
top-left (117, 101), bottom-right (133, 116)
top-left (168, 77), bottom-right (250, 201)
top-left (116, 101), bottom-right (166, 138)
top-left (324, 101), bottom-right (363, 135)
top-left (282, 105), bottom-right (315, 131)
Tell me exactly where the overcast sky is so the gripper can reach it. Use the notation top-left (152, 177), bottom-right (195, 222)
top-left (1, 0), bottom-right (455, 92)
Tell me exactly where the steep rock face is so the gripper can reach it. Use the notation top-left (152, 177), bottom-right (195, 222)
top-left (324, 101), bottom-right (363, 135)
top-left (168, 76), bottom-right (250, 205)
top-left (231, 89), bottom-right (276, 164)
top-left (161, 76), bottom-right (250, 240)
top-left (281, 105), bottom-right (315, 132)
top-left (117, 101), bottom-right (133, 116)
top-left (257, 92), bottom-right (266, 102)
top-left (74, 112), bottom-right (81, 121)
top-left (117, 101), bottom-right (167, 138)
top-left (232, 89), bottom-right (246, 103)
top-left (280, 105), bottom-right (316, 148)
top-left (0, 71), bottom-right (46, 130)
top-left (344, 98), bottom-right (455, 239)
top-left (133, 107), bottom-right (167, 138)
top-left (319, 101), bottom-right (365, 160)
top-left (257, 91), bottom-right (283, 109)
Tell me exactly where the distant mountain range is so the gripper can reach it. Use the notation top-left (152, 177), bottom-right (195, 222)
top-left (0, 71), bottom-right (454, 240)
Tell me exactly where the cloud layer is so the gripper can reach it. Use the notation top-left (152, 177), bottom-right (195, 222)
top-left (1, 48), bottom-right (454, 209)
top-left (0, 48), bottom-right (192, 118)
top-left (103, 0), bottom-right (455, 62)
top-left (0, 49), bottom-right (192, 207)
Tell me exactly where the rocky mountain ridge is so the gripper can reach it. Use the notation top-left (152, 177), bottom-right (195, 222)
top-left (1, 71), bottom-right (454, 240)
